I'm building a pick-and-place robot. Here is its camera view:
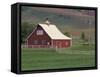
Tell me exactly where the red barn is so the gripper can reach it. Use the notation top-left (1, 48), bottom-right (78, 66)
top-left (26, 20), bottom-right (72, 48)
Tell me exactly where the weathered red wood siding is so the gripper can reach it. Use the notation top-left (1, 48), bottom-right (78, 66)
top-left (52, 40), bottom-right (71, 48)
top-left (27, 25), bottom-right (51, 45)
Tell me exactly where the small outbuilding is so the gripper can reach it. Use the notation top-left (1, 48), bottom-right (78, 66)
top-left (26, 20), bottom-right (72, 48)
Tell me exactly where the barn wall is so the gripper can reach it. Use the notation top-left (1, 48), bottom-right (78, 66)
top-left (27, 25), bottom-right (51, 45)
top-left (52, 40), bottom-right (71, 48)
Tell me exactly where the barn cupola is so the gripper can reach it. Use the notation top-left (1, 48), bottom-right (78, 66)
top-left (45, 18), bottom-right (51, 26)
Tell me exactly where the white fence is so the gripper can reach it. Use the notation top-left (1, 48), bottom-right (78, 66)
top-left (21, 45), bottom-right (52, 48)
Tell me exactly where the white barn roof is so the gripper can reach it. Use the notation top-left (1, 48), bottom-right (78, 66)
top-left (38, 23), bottom-right (71, 40)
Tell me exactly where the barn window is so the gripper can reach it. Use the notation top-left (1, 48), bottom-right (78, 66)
top-left (37, 30), bottom-right (43, 35)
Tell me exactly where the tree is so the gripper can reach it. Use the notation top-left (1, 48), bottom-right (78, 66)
top-left (21, 22), bottom-right (35, 44)
top-left (80, 32), bottom-right (85, 41)
top-left (80, 32), bottom-right (90, 46)
top-left (64, 32), bottom-right (71, 37)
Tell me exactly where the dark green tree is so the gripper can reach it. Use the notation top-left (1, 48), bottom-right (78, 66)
top-left (64, 32), bottom-right (71, 37)
top-left (81, 32), bottom-right (85, 41)
top-left (21, 22), bottom-right (35, 44)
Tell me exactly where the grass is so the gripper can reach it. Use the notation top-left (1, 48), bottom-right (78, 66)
top-left (21, 44), bottom-right (95, 71)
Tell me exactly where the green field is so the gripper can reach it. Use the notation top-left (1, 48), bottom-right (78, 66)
top-left (21, 44), bottom-right (95, 71)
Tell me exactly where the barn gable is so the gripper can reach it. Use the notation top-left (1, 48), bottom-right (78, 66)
top-left (26, 25), bottom-right (51, 41)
